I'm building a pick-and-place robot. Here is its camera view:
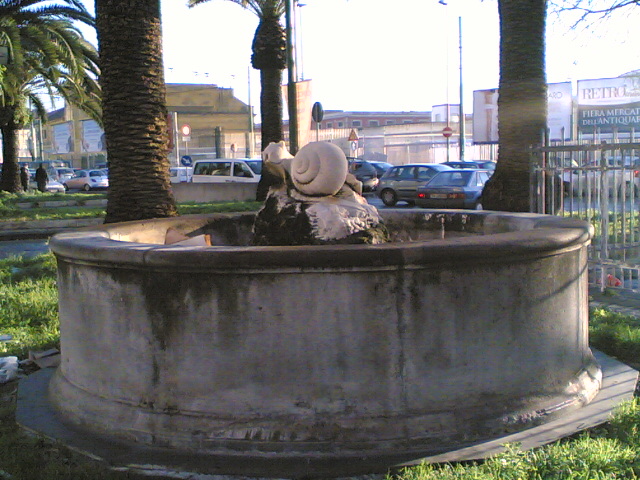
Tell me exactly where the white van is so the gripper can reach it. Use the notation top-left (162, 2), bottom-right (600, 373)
top-left (170, 167), bottom-right (193, 183)
top-left (191, 159), bottom-right (262, 184)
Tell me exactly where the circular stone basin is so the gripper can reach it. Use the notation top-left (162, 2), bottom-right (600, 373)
top-left (48, 210), bottom-right (600, 477)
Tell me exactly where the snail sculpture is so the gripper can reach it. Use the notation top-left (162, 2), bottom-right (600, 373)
top-left (254, 141), bottom-right (387, 246)
top-left (262, 141), bottom-right (356, 197)
top-left (290, 142), bottom-right (349, 196)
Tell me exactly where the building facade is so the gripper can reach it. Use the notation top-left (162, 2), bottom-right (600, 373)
top-left (21, 83), bottom-right (255, 169)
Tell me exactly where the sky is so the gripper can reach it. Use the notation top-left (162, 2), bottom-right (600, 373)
top-left (78, 0), bottom-right (640, 116)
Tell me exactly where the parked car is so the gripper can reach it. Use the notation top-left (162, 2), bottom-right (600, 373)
top-left (55, 167), bottom-right (75, 182)
top-left (169, 167), bottom-right (193, 183)
top-left (472, 160), bottom-right (497, 171)
top-left (443, 160), bottom-right (496, 171)
top-left (415, 169), bottom-right (491, 209)
top-left (349, 160), bottom-right (379, 192)
top-left (358, 160), bottom-right (393, 178)
top-left (565, 156), bottom-right (640, 197)
top-left (244, 159), bottom-right (263, 176)
top-left (191, 159), bottom-right (262, 184)
top-left (30, 177), bottom-right (66, 193)
top-left (442, 161), bottom-right (480, 169)
top-left (63, 169), bottom-right (109, 191)
top-left (377, 163), bottom-right (453, 207)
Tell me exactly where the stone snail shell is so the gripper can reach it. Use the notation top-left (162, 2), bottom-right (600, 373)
top-left (291, 142), bottom-right (348, 196)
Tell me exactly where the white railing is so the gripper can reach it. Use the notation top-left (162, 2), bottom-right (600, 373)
top-left (531, 141), bottom-right (640, 291)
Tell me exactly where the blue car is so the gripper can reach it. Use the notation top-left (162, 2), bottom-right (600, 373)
top-left (415, 169), bottom-right (492, 210)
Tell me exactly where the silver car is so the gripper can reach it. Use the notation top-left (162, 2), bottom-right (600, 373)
top-left (63, 169), bottom-right (109, 191)
top-left (377, 163), bottom-right (453, 207)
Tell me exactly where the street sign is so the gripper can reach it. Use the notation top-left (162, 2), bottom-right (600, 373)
top-left (181, 155), bottom-right (193, 167)
top-left (312, 102), bottom-right (324, 123)
top-left (442, 126), bottom-right (453, 138)
top-left (180, 124), bottom-right (191, 137)
top-left (348, 129), bottom-right (359, 142)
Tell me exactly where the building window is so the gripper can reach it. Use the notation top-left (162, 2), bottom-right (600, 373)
top-left (338, 122), bottom-right (344, 128)
top-left (326, 122), bottom-right (333, 128)
top-left (352, 120), bottom-right (362, 127)
top-left (386, 120), bottom-right (395, 125)
top-left (403, 120), bottom-right (413, 124)
top-left (368, 120), bottom-right (379, 127)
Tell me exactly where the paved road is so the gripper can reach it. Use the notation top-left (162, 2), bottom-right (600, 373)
top-left (0, 239), bottom-right (49, 260)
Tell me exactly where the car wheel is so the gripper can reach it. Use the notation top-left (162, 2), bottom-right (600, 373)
top-left (380, 189), bottom-right (397, 207)
top-left (82, 184), bottom-right (91, 192)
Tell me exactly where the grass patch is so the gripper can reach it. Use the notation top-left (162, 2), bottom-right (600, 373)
top-left (0, 254), bottom-right (59, 358)
top-left (177, 200), bottom-right (262, 215)
top-left (2, 254), bottom-right (640, 478)
top-left (589, 306), bottom-right (640, 370)
top-left (0, 191), bottom-right (262, 222)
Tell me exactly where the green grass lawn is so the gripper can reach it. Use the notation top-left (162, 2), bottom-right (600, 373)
top-left (1, 194), bottom-right (640, 479)
top-left (0, 190), bottom-right (262, 222)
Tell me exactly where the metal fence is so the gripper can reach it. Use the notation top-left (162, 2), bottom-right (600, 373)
top-left (531, 141), bottom-right (640, 291)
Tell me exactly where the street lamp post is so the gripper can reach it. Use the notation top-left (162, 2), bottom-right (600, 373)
top-left (459, 16), bottom-right (465, 161)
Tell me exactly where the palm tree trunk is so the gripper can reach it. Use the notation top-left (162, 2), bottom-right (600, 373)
top-left (96, 0), bottom-right (177, 223)
top-left (260, 68), bottom-right (284, 151)
top-left (0, 123), bottom-right (22, 193)
top-left (482, 0), bottom-right (547, 212)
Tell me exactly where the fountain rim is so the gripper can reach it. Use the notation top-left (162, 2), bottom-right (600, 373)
top-left (48, 210), bottom-right (593, 270)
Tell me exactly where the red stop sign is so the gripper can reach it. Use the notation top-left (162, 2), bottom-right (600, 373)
top-left (442, 126), bottom-right (453, 138)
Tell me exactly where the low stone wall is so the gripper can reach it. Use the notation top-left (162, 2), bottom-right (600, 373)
top-left (171, 182), bottom-right (257, 203)
top-left (47, 210), bottom-right (599, 477)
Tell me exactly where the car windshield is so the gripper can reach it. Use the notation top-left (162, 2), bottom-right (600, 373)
top-left (89, 170), bottom-right (104, 177)
top-left (429, 171), bottom-right (473, 187)
top-left (245, 160), bottom-right (262, 175)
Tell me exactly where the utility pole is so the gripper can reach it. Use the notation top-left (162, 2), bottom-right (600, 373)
top-left (285, 0), bottom-right (299, 154)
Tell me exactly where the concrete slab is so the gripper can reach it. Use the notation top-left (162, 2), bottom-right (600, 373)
top-left (16, 349), bottom-right (637, 479)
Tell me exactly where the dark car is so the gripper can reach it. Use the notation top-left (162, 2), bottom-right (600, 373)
top-left (349, 160), bottom-right (379, 192)
top-left (442, 161), bottom-right (480, 169)
top-left (377, 163), bottom-right (453, 207)
top-left (443, 160), bottom-right (496, 171)
top-left (368, 161), bottom-right (393, 178)
top-left (415, 169), bottom-right (491, 210)
top-left (471, 160), bottom-right (496, 171)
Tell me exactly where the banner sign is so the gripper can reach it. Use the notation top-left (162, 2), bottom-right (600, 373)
top-left (577, 76), bottom-right (640, 133)
top-left (81, 120), bottom-right (105, 152)
top-left (547, 82), bottom-right (573, 141)
top-left (472, 89), bottom-right (499, 144)
top-left (52, 122), bottom-right (73, 154)
top-left (473, 82), bottom-right (573, 143)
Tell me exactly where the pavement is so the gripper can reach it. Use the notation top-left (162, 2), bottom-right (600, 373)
top-left (590, 288), bottom-right (640, 318)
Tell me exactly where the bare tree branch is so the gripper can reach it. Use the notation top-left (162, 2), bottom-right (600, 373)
top-left (551, 0), bottom-right (640, 29)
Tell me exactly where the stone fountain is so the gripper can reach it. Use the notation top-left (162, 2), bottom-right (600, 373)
top-left (20, 142), bottom-right (609, 478)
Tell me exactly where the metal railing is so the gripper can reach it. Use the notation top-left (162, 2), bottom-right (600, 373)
top-left (531, 141), bottom-right (640, 291)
